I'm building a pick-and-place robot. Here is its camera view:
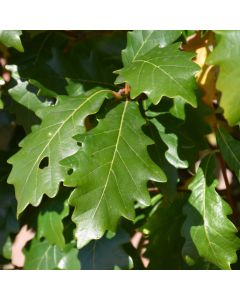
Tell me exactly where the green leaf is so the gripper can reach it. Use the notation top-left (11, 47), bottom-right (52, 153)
top-left (37, 194), bottom-right (69, 249)
top-left (2, 237), bottom-right (12, 260)
top-left (62, 100), bottom-right (166, 248)
top-left (10, 31), bottom-right (126, 97)
top-left (0, 183), bottom-right (18, 254)
top-left (58, 244), bottom-right (80, 270)
top-left (24, 239), bottom-right (62, 269)
top-left (24, 239), bottom-right (80, 270)
top-left (207, 31), bottom-right (240, 126)
top-left (9, 81), bottom-right (50, 119)
top-left (182, 154), bottom-right (240, 270)
top-left (146, 97), bottom-right (210, 169)
top-left (115, 43), bottom-right (199, 106)
top-left (216, 127), bottom-right (240, 182)
top-left (0, 30), bottom-right (24, 52)
top-left (169, 96), bottom-right (186, 120)
top-left (79, 228), bottom-right (131, 269)
top-left (9, 31), bottom-right (67, 97)
top-left (122, 30), bottom-right (182, 66)
top-left (144, 193), bottom-right (187, 269)
top-left (150, 118), bottom-right (188, 169)
top-left (7, 88), bottom-right (112, 216)
top-left (8, 81), bottom-right (51, 132)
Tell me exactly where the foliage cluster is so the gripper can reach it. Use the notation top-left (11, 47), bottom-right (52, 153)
top-left (1, 30), bottom-right (240, 270)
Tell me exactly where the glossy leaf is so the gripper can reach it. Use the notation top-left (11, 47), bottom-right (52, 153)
top-left (150, 118), bottom-right (188, 169)
top-left (217, 127), bottom-right (240, 181)
top-left (182, 154), bottom-right (240, 270)
top-left (37, 194), bottom-right (69, 249)
top-left (9, 81), bottom-right (51, 132)
top-left (122, 30), bottom-right (182, 66)
top-left (8, 88), bottom-right (112, 215)
top-left (62, 100), bottom-right (166, 248)
top-left (115, 43), bottom-right (199, 106)
top-left (24, 239), bottom-right (80, 270)
top-left (58, 245), bottom-right (80, 270)
top-left (0, 30), bottom-right (24, 52)
top-left (24, 239), bottom-right (62, 270)
top-left (9, 81), bottom-right (50, 119)
top-left (207, 31), bottom-right (240, 125)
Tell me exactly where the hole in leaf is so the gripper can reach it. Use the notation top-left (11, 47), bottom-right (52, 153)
top-left (77, 142), bottom-right (82, 147)
top-left (68, 168), bottom-right (73, 175)
top-left (39, 157), bottom-right (49, 169)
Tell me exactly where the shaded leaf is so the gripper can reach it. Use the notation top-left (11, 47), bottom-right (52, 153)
top-left (182, 154), bottom-right (240, 269)
top-left (37, 194), bottom-right (69, 249)
top-left (79, 229), bottom-right (131, 270)
top-left (115, 43), bottom-right (199, 106)
top-left (0, 153), bottom-right (19, 255)
top-left (7, 88), bottom-right (112, 215)
top-left (169, 96), bottom-right (186, 120)
top-left (2, 237), bottom-right (12, 260)
top-left (217, 127), bottom-right (240, 182)
top-left (24, 239), bottom-right (80, 270)
top-left (144, 193), bottom-right (187, 269)
top-left (10, 31), bottom-right (126, 97)
top-left (24, 239), bottom-right (62, 269)
top-left (9, 31), bottom-right (67, 97)
top-left (62, 101), bottom-right (166, 248)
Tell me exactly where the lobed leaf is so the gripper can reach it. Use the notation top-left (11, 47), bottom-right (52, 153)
top-left (122, 30), bottom-right (182, 66)
top-left (37, 195), bottom-right (69, 249)
top-left (9, 81), bottom-right (51, 119)
top-left (182, 154), bottom-right (240, 270)
top-left (62, 100), bottom-right (166, 248)
top-left (7, 88), bottom-right (112, 215)
top-left (150, 118), bottom-right (188, 169)
top-left (116, 43), bottom-right (199, 106)
top-left (24, 239), bottom-right (80, 270)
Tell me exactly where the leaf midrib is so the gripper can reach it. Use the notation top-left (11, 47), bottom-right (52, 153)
top-left (193, 156), bottom-right (227, 269)
top-left (134, 59), bottom-right (190, 97)
top-left (90, 100), bottom-right (129, 221)
top-left (132, 31), bottom-right (153, 62)
top-left (18, 89), bottom-right (109, 211)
